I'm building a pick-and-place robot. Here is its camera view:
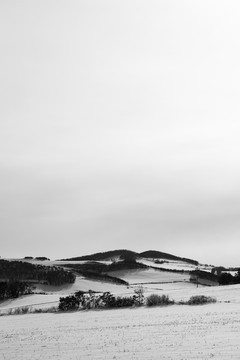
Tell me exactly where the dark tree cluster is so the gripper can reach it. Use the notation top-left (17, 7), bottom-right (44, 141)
top-left (58, 290), bottom-right (142, 311)
top-left (190, 269), bottom-right (219, 282)
top-left (218, 271), bottom-right (240, 285)
top-left (0, 281), bottom-right (32, 300)
top-left (0, 260), bottom-right (75, 286)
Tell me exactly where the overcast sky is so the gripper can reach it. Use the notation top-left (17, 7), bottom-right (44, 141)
top-left (1, 0), bottom-right (240, 266)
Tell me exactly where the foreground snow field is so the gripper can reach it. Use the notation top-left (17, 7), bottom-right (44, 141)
top-left (1, 259), bottom-right (240, 359)
top-left (0, 302), bottom-right (240, 359)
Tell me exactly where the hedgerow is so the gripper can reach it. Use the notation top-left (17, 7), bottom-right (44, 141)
top-left (58, 290), bottom-right (144, 311)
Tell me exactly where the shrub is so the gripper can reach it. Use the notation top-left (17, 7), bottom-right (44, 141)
top-left (21, 306), bottom-right (30, 314)
top-left (146, 294), bottom-right (174, 307)
top-left (111, 296), bottom-right (136, 308)
top-left (187, 295), bottom-right (216, 305)
top-left (58, 295), bottom-right (80, 311)
top-left (33, 306), bottom-right (58, 314)
top-left (8, 306), bottom-right (31, 315)
top-left (58, 291), bottom-right (101, 311)
top-left (100, 292), bottom-right (142, 308)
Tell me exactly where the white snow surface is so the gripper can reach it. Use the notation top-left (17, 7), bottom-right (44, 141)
top-left (108, 268), bottom-right (189, 284)
top-left (1, 300), bottom-right (240, 359)
top-left (1, 256), bottom-right (240, 360)
top-left (138, 258), bottom-right (213, 272)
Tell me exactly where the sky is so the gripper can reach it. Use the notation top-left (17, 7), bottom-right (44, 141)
top-left (1, 0), bottom-right (240, 266)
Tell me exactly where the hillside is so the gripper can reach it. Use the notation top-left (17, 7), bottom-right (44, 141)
top-left (58, 249), bottom-right (138, 262)
top-left (58, 249), bottom-right (198, 265)
top-left (0, 248), bottom-right (232, 316)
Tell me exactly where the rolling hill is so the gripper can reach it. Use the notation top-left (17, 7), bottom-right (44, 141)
top-left (58, 249), bottom-right (199, 265)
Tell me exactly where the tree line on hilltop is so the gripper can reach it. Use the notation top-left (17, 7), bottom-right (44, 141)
top-left (0, 259), bottom-right (75, 286)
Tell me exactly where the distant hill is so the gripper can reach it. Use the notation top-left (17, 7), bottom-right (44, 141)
top-left (58, 249), bottom-right (198, 265)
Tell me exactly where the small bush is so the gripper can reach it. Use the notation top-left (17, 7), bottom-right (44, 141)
top-left (7, 306), bottom-right (31, 315)
top-left (146, 294), bottom-right (174, 307)
top-left (58, 295), bottom-right (80, 311)
top-left (187, 295), bottom-right (216, 305)
top-left (33, 306), bottom-right (58, 314)
top-left (91, 292), bottom-right (137, 309)
top-left (21, 306), bottom-right (30, 314)
top-left (134, 286), bottom-right (145, 306)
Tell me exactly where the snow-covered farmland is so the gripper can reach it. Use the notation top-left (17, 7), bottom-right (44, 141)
top-left (1, 266), bottom-right (240, 360)
top-left (1, 300), bottom-right (240, 359)
top-left (138, 258), bottom-right (213, 273)
top-left (34, 275), bottom-right (128, 296)
top-left (0, 267), bottom-right (219, 314)
top-left (1, 257), bottom-right (239, 359)
top-left (108, 268), bottom-right (189, 284)
top-left (0, 275), bottom-right (129, 314)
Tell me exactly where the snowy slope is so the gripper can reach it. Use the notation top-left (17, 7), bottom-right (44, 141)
top-left (1, 300), bottom-right (240, 359)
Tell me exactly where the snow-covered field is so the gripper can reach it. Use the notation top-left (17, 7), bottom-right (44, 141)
top-left (1, 257), bottom-right (239, 359)
top-left (0, 267), bottom-right (197, 314)
top-left (0, 267), bottom-right (231, 314)
top-left (0, 276), bottom-right (129, 314)
top-left (138, 258), bottom-right (213, 272)
top-left (1, 300), bottom-right (240, 359)
top-left (1, 261), bottom-right (240, 360)
top-left (108, 268), bottom-right (189, 284)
